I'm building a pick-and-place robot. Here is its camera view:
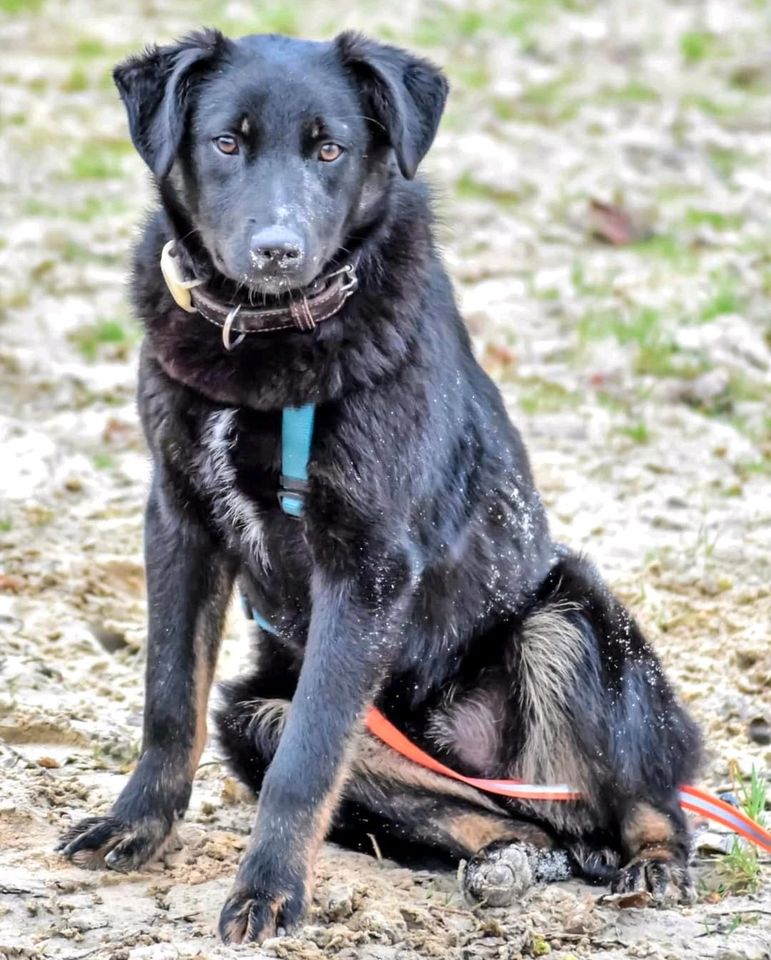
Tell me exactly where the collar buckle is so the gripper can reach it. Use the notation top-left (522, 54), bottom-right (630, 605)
top-left (160, 240), bottom-right (203, 313)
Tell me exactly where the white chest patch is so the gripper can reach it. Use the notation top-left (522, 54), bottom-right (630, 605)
top-left (199, 409), bottom-right (270, 571)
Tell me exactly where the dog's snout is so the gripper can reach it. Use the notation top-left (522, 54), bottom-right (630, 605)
top-left (249, 226), bottom-right (305, 270)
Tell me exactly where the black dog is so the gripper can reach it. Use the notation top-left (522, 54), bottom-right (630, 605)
top-left (58, 29), bottom-right (702, 944)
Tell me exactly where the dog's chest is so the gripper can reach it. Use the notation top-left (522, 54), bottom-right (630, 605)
top-left (195, 408), bottom-right (284, 570)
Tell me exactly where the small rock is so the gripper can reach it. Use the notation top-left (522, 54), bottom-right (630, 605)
top-left (747, 716), bottom-right (771, 745)
top-left (36, 756), bottom-right (60, 769)
top-left (89, 623), bottom-right (129, 653)
top-left (597, 890), bottom-right (653, 909)
top-left (324, 883), bottom-right (356, 921)
top-left (357, 908), bottom-right (404, 938)
top-left (678, 369), bottom-right (730, 406)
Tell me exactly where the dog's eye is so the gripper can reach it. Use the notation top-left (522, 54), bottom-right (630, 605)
top-left (213, 135), bottom-right (239, 156)
top-left (318, 143), bottom-right (343, 163)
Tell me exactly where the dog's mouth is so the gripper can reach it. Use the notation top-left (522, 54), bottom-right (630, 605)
top-left (210, 249), bottom-right (321, 300)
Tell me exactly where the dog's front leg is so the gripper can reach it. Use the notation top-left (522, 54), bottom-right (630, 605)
top-left (219, 566), bottom-right (405, 944)
top-left (59, 472), bottom-right (235, 870)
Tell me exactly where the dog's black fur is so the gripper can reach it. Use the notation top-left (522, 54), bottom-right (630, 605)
top-left (58, 29), bottom-right (702, 944)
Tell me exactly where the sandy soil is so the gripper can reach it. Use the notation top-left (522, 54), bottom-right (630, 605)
top-left (0, 1), bottom-right (769, 958)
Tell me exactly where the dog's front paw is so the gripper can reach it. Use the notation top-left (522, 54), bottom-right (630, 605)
top-left (57, 814), bottom-right (172, 872)
top-left (612, 854), bottom-right (694, 905)
top-left (219, 862), bottom-right (308, 944)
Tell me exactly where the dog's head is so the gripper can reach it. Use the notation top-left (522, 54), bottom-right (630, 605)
top-left (114, 30), bottom-right (448, 295)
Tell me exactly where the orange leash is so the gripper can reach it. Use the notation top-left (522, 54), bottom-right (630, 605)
top-left (365, 708), bottom-right (771, 853)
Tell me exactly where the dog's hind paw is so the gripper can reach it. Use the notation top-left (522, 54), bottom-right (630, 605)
top-left (611, 855), bottom-right (694, 905)
top-left (57, 814), bottom-right (172, 871)
top-left (462, 840), bottom-right (572, 907)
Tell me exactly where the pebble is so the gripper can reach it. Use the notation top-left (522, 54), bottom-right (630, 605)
top-left (747, 716), bottom-right (771, 746)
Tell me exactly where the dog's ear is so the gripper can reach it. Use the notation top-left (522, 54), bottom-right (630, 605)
top-left (335, 32), bottom-right (448, 180)
top-left (113, 29), bottom-right (227, 179)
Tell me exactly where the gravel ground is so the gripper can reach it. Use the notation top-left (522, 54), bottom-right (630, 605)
top-left (0, 1), bottom-right (769, 958)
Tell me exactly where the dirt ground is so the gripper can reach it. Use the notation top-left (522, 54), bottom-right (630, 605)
top-left (1, 1), bottom-right (770, 958)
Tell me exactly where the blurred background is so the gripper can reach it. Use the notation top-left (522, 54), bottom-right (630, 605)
top-left (0, 1), bottom-right (769, 957)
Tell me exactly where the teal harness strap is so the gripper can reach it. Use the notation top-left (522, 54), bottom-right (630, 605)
top-left (278, 404), bottom-right (315, 518)
top-left (245, 403), bottom-right (316, 635)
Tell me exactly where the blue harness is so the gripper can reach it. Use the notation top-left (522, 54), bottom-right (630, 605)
top-left (276, 404), bottom-right (316, 519)
top-left (245, 403), bottom-right (315, 636)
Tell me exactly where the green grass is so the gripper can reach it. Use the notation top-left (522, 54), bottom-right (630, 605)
top-left (23, 194), bottom-right (130, 223)
top-left (92, 452), bottom-right (115, 471)
top-left (633, 233), bottom-right (699, 270)
top-left (579, 305), bottom-right (660, 349)
top-left (412, 0), bottom-right (581, 50)
top-left (68, 142), bottom-right (130, 181)
top-left (714, 767), bottom-right (767, 896)
top-left (62, 66), bottom-right (90, 93)
top-left (684, 209), bottom-right (744, 231)
top-left (518, 76), bottom-right (581, 122)
top-left (700, 273), bottom-right (745, 321)
top-left (601, 80), bottom-right (659, 104)
top-left (578, 306), bottom-right (710, 380)
top-left (455, 61), bottom-right (491, 90)
top-left (690, 374), bottom-right (769, 430)
top-left (413, 7), bottom-right (489, 46)
top-left (454, 171), bottom-right (522, 206)
top-left (69, 319), bottom-right (137, 361)
top-left (680, 30), bottom-right (718, 64)
top-left (216, 2), bottom-right (302, 38)
top-left (0, 517), bottom-right (12, 533)
top-left (708, 145), bottom-right (744, 180)
top-left (619, 422), bottom-right (650, 444)
top-left (74, 37), bottom-right (108, 59)
top-left (517, 377), bottom-right (577, 414)
top-left (627, 233), bottom-right (699, 270)
top-left (735, 458), bottom-right (771, 480)
top-left (680, 93), bottom-right (737, 119)
top-left (0, 0), bottom-right (45, 12)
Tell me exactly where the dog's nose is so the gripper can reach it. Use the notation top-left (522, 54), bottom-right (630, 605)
top-left (249, 227), bottom-right (305, 270)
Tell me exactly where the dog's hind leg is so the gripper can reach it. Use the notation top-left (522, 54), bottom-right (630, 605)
top-left (217, 683), bottom-right (568, 894)
top-left (507, 551), bottom-right (701, 903)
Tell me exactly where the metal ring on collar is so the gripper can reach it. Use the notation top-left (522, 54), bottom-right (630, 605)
top-left (222, 305), bottom-right (246, 351)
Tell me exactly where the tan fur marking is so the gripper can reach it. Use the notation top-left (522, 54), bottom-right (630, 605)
top-left (354, 733), bottom-right (502, 814)
top-left (622, 803), bottom-right (674, 854)
top-left (240, 117), bottom-right (251, 136)
top-left (633, 844), bottom-right (676, 862)
top-left (188, 571), bottom-right (232, 777)
top-left (190, 652), bottom-right (214, 777)
top-left (442, 812), bottom-right (549, 855)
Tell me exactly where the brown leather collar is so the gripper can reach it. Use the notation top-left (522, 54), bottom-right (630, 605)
top-left (160, 241), bottom-right (359, 350)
